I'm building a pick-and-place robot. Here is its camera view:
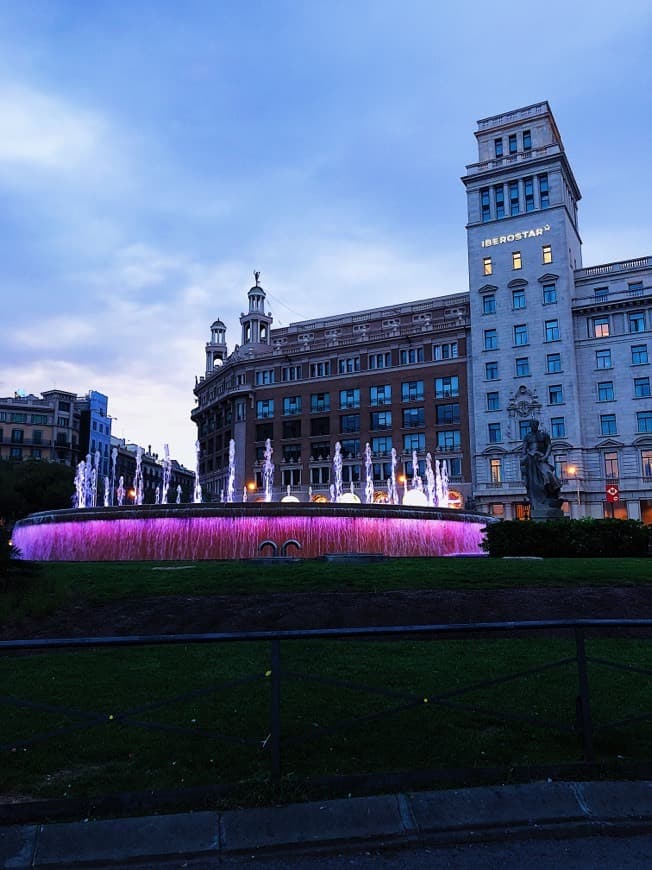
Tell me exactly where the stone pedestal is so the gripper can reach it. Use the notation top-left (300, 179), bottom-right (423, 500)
top-left (530, 498), bottom-right (565, 521)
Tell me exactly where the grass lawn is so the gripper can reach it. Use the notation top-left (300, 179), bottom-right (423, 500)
top-left (1, 556), bottom-right (651, 810)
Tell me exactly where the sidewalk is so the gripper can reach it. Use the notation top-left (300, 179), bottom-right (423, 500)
top-left (3, 780), bottom-right (652, 868)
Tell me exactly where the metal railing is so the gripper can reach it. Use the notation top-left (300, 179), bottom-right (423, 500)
top-left (2, 619), bottom-right (651, 787)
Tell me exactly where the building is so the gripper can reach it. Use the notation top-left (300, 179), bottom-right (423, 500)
top-left (0, 390), bottom-right (83, 465)
top-left (193, 102), bottom-right (651, 520)
top-left (110, 438), bottom-right (195, 504)
top-left (192, 278), bottom-right (471, 504)
top-left (462, 101), bottom-right (651, 522)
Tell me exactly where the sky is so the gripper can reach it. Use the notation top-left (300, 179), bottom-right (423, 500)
top-left (1, 1), bottom-right (651, 469)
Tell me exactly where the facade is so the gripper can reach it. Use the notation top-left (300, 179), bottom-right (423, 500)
top-left (0, 390), bottom-right (83, 465)
top-left (111, 438), bottom-right (195, 504)
top-left (192, 281), bottom-right (471, 504)
top-left (194, 102), bottom-right (651, 520)
top-left (462, 102), bottom-right (652, 522)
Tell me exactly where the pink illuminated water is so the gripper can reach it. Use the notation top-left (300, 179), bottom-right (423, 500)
top-left (12, 505), bottom-right (488, 562)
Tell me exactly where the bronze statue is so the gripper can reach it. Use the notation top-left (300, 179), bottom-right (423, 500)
top-left (520, 420), bottom-right (564, 519)
top-left (254, 270), bottom-right (261, 286)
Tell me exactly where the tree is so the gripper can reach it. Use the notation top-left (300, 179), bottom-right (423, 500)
top-left (0, 460), bottom-right (75, 524)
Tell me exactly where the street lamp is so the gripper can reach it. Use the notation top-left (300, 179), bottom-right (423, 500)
top-left (567, 465), bottom-right (581, 516)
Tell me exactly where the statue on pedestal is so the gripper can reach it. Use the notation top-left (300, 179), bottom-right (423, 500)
top-left (520, 420), bottom-right (564, 519)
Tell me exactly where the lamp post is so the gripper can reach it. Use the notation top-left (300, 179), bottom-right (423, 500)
top-left (567, 465), bottom-right (581, 517)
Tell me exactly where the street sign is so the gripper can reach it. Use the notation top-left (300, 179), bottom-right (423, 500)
top-left (606, 484), bottom-right (620, 503)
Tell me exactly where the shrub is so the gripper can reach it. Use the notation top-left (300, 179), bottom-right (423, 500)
top-left (482, 518), bottom-right (651, 558)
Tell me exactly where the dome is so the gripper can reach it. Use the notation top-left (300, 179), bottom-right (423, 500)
top-left (211, 319), bottom-right (226, 329)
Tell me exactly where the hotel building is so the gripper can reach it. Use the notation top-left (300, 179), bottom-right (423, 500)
top-left (193, 102), bottom-right (651, 521)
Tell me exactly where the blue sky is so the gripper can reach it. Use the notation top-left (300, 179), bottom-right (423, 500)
top-left (1, 0), bottom-right (651, 468)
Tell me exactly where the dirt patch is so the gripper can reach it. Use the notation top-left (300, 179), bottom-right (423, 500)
top-left (3, 585), bottom-right (652, 639)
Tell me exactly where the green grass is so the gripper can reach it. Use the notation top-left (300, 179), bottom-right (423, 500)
top-left (2, 635), bottom-right (651, 805)
top-left (3, 556), bottom-right (651, 627)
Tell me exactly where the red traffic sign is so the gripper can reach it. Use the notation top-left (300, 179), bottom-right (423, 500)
top-left (606, 484), bottom-right (620, 503)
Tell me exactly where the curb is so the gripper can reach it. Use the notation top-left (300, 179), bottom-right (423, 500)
top-left (2, 780), bottom-right (652, 867)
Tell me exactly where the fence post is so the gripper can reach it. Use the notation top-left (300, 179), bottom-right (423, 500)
top-left (574, 627), bottom-right (594, 762)
top-left (270, 638), bottom-right (281, 781)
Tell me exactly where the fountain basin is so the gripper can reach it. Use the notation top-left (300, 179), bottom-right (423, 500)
top-left (11, 502), bottom-right (491, 562)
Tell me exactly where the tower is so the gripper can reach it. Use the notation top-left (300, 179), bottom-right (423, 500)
top-left (240, 271), bottom-right (273, 347)
top-left (462, 102), bottom-right (583, 518)
top-left (205, 319), bottom-right (228, 376)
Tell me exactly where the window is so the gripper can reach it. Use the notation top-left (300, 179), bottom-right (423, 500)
top-left (483, 257), bottom-right (493, 276)
top-left (433, 341), bottom-right (458, 360)
top-left (512, 251), bottom-right (522, 269)
top-left (548, 384), bottom-right (564, 405)
top-left (371, 436), bottom-right (392, 454)
top-left (340, 414), bottom-right (360, 433)
top-left (596, 349), bottom-right (612, 369)
top-left (10, 412), bottom-right (27, 423)
top-left (370, 410), bottom-right (392, 429)
top-left (30, 448), bottom-right (41, 459)
top-left (436, 403), bottom-right (460, 424)
top-left (437, 430), bottom-right (461, 450)
top-left (256, 422), bottom-right (273, 442)
top-left (637, 411), bottom-right (652, 433)
top-left (281, 365), bottom-right (301, 382)
top-left (628, 281), bottom-right (644, 298)
top-left (341, 464), bottom-right (361, 484)
top-left (485, 361), bottom-right (499, 380)
top-left (604, 451), bottom-right (619, 479)
top-left (486, 391), bottom-right (500, 411)
top-left (403, 407), bottom-right (425, 428)
top-left (519, 420), bottom-right (532, 439)
top-left (494, 138), bottom-right (503, 158)
top-left (508, 133), bottom-right (517, 154)
top-left (434, 376), bottom-right (459, 398)
top-left (509, 182), bottom-right (519, 215)
top-left (282, 444), bottom-right (301, 462)
top-left (632, 344), bottom-right (649, 365)
top-left (592, 316), bottom-right (610, 338)
top-left (538, 174), bottom-right (549, 208)
top-left (600, 413), bottom-right (617, 436)
top-left (400, 347), bottom-right (424, 365)
top-left (481, 187), bottom-right (491, 222)
top-left (523, 129), bottom-right (532, 150)
top-left (311, 440), bottom-right (330, 459)
top-left (545, 319), bottom-right (560, 341)
top-left (550, 416), bottom-right (566, 438)
top-left (402, 380), bottom-right (424, 402)
top-left (57, 416), bottom-right (68, 427)
top-left (32, 430), bottom-right (43, 444)
top-left (515, 357), bottom-right (530, 376)
top-left (340, 438), bottom-right (360, 457)
top-left (513, 324), bottom-right (528, 346)
top-left (594, 286), bottom-right (609, 302)
top-left (488, 422), bottom-right (502, 443)
top-left (541, 244), bottom-right (552, 265)
top-left (403, 433), bottom-right (426, 451)
top-left (255, 369), bottom-right (275, 385)
top-left (283, 396), bottom-right (302, 415)
top-left (282, 468), bottom-right (301, 487)
top-left (310, 417), bottom-right (330, 436)
top-left (489, 457), bottom-right (502, 484)
top-left (372, 461), bottom-right (393, 481)
top-left (546, 352), bottom-right (562, 373)
top-left (642, 450), bottom-right (652, 478)
top-left (310, 392), bottom-right (330, 412)
top-left (339, 388), bottom-right (360, 409)
top-left (369, 352), bottom-right (391, 369)
top-left (629, 312), bottom-right (645, 333)
top-left (282, 420), bottom-right (301, 439)
top-left (484, 328), bottom-right (498, 350)
top-left (512, 288), bottom-right (526, 309)
top-left (30, 414), bottom-right (48, 424)
top-left (524, 176), bottom-right (534, 212)
top-left (370, 385), bottom-right (391, 406)
top-left (598, 381), bottom-right (614, 401)
top-left (309, 361), bottom-right (330, 378)
top-left (10, 446), bottom-right (23, 459)
top-left (482, 294), bottom-right (496, 315)
top-left (256, 399), bottom-right (274, 419)
top-left (494, 185), bottom-right (505, 218)
top-left (338, 357), bottom-right (360, 374)
top-left (11, 429), bottom-right (24, 443)
top-left (542, 283), bottom-right (557, 305)
top-left (634, 377), bottom-right (651, 398)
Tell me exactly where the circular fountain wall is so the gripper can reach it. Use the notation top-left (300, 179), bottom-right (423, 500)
top-left (11, 503), bottom-right (490, 561)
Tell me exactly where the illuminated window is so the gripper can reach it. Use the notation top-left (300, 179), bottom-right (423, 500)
top-left (542, 244), bottom-right (552, 264)
top-left (489, 457), bottom-right (502, 483)
top-left (593, 317), bottom-right (610, 338)
top-left (598, 381), bottom-right (614, 401)
top-left (483, 294), bottom-right (496, 315)
top-left (604, 451), bottom-right (619, 479)
top-left (642, 450), bottom-right (652, 478)
top-left (512, 251), bottom-right (522, 270)
top-left (483, 257), bottom-right (493, 276)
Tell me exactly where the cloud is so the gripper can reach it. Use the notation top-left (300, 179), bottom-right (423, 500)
top-left (11, 316), bottom-right (98, 350)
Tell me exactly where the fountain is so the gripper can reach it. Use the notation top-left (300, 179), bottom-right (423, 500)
top-left (13, 437), bottom-right (492, 562)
